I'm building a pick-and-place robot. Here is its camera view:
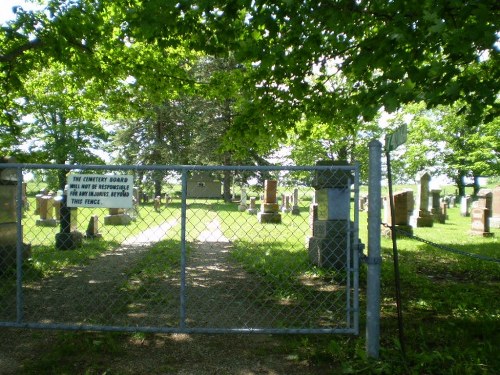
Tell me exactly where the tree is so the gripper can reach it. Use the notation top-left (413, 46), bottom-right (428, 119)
top-left (19, 62), bottom-right (109, 188)
top-left (394, 102), bottom-right (499, 195)
top-left (2, 1), bottom-right (497, 155)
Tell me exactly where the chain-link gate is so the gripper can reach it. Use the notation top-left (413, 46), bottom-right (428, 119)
top-left (0, 163), bottom-right (360, 335)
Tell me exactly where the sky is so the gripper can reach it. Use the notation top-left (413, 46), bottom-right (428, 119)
top-left (0, 0), bottom-right (41, 25)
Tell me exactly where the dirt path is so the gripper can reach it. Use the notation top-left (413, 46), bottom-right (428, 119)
top-left (0, 219), bottom-right (330, 374)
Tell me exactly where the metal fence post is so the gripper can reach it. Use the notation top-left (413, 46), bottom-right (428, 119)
top-left (367, 140), bottom-right (382, 358)
top-left (16, 167), bottom-right (24, 323)
top-left (180, 168), bottom-right (188, 329)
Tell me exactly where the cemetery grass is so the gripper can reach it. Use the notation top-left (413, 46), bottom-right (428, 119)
top-left (2, 203), bottom-right (499, 374)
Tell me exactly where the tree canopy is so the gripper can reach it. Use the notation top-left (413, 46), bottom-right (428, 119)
top-left (1, 0), bottom-right (498, 163)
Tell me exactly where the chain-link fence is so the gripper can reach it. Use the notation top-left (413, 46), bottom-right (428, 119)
top-left (0, 163), bottom-right (360, 334)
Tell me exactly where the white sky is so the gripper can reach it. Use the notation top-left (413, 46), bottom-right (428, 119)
top-left (0, 0), bottom-right (42, 25)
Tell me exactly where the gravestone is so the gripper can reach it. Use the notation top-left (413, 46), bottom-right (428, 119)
top-left (0, 157), bottom-right (31, 273)
top-left (154, 196), bottom-right (161, 212)
top-left (86, 215), bottom-right (102, 239)
top-left (440, 201), bottom-right (448, 221)
top-left (36, 193), bottom-right (57, 227)
top-left (291, 188), bottom-right (300, 215)
top-left (359, 197), bottom-right (366, 211)
top-left (238, 188), bottom-right (248, 212)
top-left (383, 189), bottom-right (414, 237)
top-left (411, 171), bottom-right (433, 227)
top-left (104, 207), bottom-right (132, 225)
top-left (470, 206), bottom-right (494, 237)
top-left (257, 180), bottom-right (282, 224)
top-left (460, 196), bottom-right (471, 217)
top-left (490, 186), bottom-right (500, 229)
top-left (308, 161), bottom-right (353, 270)
top-left (430, 189), bottom-right (445, 223)
top-left (34, 188), bottom-right (47, 215)
top-left (476, 189), bottom-right (492, 217)
top-left (247, 196), bottom-right (258, 215)
top-left (281, 194), bottom-right (291, 213)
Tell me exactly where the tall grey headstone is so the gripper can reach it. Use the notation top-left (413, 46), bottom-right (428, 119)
top-left (411, 171), bottom-right (433, 227)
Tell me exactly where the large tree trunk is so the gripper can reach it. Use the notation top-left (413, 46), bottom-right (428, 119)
top-left (455, 170), bottom-right (466, 197)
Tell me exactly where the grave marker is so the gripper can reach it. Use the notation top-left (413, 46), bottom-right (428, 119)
top-left (490, 186), bottom-right (500, 229)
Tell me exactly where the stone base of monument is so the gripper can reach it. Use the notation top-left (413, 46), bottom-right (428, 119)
top-left (291, 206), bottom-right (300, 215)
top-left (247, 208), bottom-right (258, 215)
top-left (469, 230), bottom-right (494, 237)
top-left (411, 211), bottom-right (433, 227)
top-left (432, 209), bottom-right (446, 224)
top-left (55, 231), bottom-right (83, 250)
top-left (261, 203), bottom-right (280, 213)
top-left (104, 214), bottom-right (132, 225)
top-left (382, 224), bottom-right (413, 238)
top-left (238, 204), bottom-right (247, 212)
top-left (307, 237), bottom-right (350, 271)
top-left (490, 217), bottom-right (500, 229)
top-left (257, 212), bottom-right (282, 224)
top-left (308, 220), bottom-right (353, 271)
top-left (36, 218), bottom-right (58, 227)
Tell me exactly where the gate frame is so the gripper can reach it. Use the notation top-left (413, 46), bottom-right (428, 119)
top-left (1, 161), bottom-right (381, 353)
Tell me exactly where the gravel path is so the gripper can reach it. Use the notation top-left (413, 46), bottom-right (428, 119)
top-left (0, 219), bottom-right (332, 374)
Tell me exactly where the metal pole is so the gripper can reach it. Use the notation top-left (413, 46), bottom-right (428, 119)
top-left (15, 167), bottom-right (24, 323)
top-left (179, 168), bottom-right (188, 329)
top-left (366, 140), bottom-right (382, 358)
top-left (386, 150), bottom-right (406, 355)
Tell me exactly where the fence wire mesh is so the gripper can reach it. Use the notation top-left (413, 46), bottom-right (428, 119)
top-left (0, 164), bottom-right (360, 334)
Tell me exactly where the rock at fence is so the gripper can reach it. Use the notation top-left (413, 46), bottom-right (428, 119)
top-left (490, 186), bottom-right (500, 229)
top-left (257, 180), bottom-right (282, 224)
top-left (469, 205), bottom-right (494, 237)
top-left (383, 190), bottom-right (414, 237)
top-left (0, 157), bottom-right (31, 273)
top-left (411, 171), bottom-right (433, 227)
top-left (86, 215), bottom-right (102, 239)
top-left (308, 161), bottom-right (353, 271)
top-left (104, 207), bottom-right (132, 225)
top-left (238, 188), bottom-right (248, 212)
top-left (460, 196), bottom-right (471, 217)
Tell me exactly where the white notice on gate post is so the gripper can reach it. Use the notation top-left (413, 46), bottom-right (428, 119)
top-left (66, 174), bottom-right (134, 208)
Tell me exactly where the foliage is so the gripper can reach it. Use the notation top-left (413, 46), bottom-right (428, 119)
top-left (1, 0), bottom-right (498, 157)
top-left (389, 102), bottom-right (499, 192)
top-left (285, 115), bottom-right (383, 182)
top-left (10, 200), bottom-right (500, 374)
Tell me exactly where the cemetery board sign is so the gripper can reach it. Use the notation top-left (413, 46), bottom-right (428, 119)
top-left (67, 174), bottom-right (133, 208)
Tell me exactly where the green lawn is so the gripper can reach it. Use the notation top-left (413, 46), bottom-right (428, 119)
top-left (3, 195), bottom-right (499, 374)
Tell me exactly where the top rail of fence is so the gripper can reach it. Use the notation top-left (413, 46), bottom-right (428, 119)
top-left (3, 163), bottom-right (358, 172)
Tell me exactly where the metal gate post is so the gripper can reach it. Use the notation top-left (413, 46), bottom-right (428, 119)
top-left (179, 168), bottom-right (188, 329)
top-left (16, 167), bottom-right (24, 323)
top-left (366, 140), bottom-right (382, 358)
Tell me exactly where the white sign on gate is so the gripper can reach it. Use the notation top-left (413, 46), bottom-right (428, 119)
top-left (67, 174), bottom-right (134, 208)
